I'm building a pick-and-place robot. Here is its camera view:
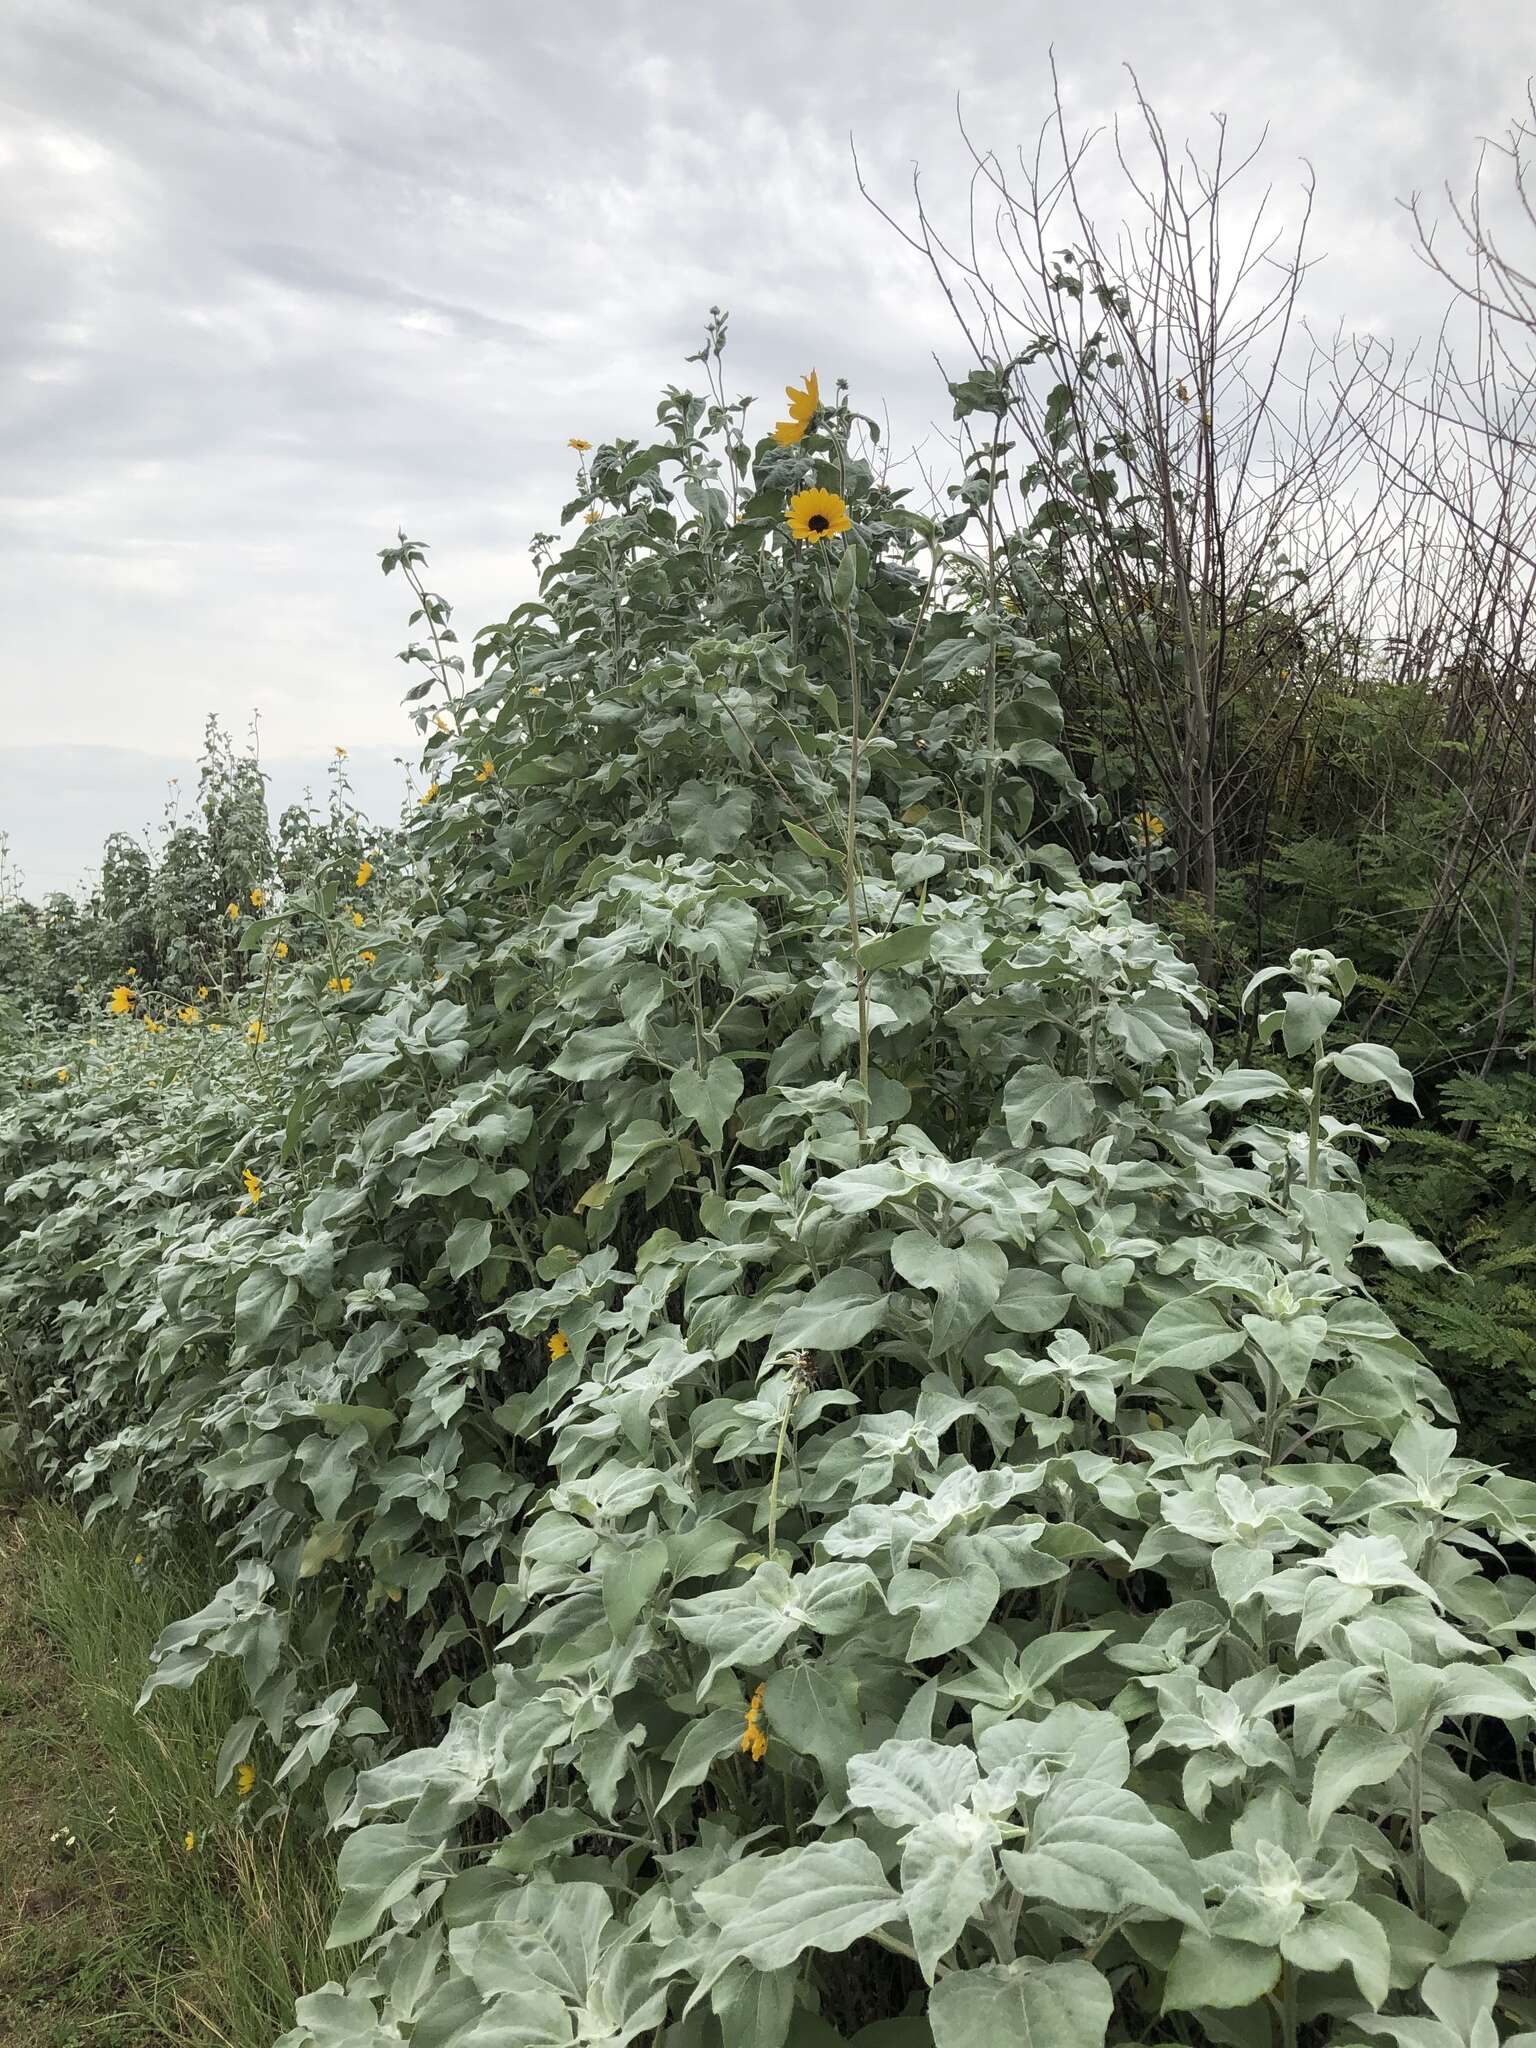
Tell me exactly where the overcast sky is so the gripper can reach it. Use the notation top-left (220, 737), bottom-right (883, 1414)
top-left (2, 0), bottom-right (1531, 891)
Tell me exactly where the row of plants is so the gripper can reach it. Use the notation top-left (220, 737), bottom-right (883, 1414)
top-left (2, 347), bottom-right (1536, 2048)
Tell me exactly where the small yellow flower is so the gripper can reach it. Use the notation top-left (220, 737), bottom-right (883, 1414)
top-left (209, 1023), bottom-right (222, 1033)
top-left (109, 985), bottom-right (134, 1014)
top-left (56, 1067), bottom-right (69, 1082)
top-left (548, 1329), bottom-right (570, 1361)
top-left (133, 1552), bottom-right (143, 1565)
top-left (1134, 811), bottom-right (1166, 840)
top-left (434, 713), bottom-right (452, 733)
top-left (583, 508), bottom-right (601, 525)
top-left (246, 1018), bottom-right (267, 1044)
top-left (197, 985), bottom-right (210, 1000)
top-left (475, 757), bottom-right (495, 783)
top-left (144, 1017), bottom-right (166, 1034)
top-left (567, 436), bottom-right (592, 452)
top-left (355, 860), bottom-right (374, 887)
top-left (124, 967), bottom-right (137, 979)
top-left (352, 909), bottom-right (365, 928)
top-left (786, 487), bottom-right (851, 544)
top-left (273, 940), bottom-right (289, 959)
top-left (419, 781), bottom-right (439, 805)
top-left (772, 369), bottom-right (820, 447)
top-left (249, 887), bottom-right (265, 908)
top-left (327, 975), bottom-right (352, 994)
top-left (242, 1166), bottom-right (261, 1205)
top-left (235, 1761), bottom-right (256, 1799)
top-left (359, 950), bottom-right (376, 965)
top-left (178, 1005), bottom-right (201, 1025)
top-left (335, 745), bottom-right (347, 759)
top-left (226, 902), bottom-right (239, 920)
top-left (740, 1682), bottom-right (767, 1764)
top-left (183, 1831), bottom-right (197, 1853)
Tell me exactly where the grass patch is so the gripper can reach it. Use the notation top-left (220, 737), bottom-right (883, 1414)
top-left (0, 1497), bottom-right (344, 2047)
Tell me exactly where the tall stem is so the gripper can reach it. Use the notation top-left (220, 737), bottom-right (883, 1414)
top-left (840, 602), bottom-right (871, 1139)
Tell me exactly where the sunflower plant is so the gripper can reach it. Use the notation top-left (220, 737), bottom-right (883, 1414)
top-left (3, 330), bottom-right (1536, 2048)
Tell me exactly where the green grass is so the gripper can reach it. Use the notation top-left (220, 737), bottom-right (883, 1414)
top-left (0, 1495), bottom-right (346, 2047)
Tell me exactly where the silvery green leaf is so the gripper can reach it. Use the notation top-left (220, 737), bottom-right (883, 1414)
top-left (847, 1737), bottom-right (980, 1829)
top-left (1423, 1812), bottom-right (1506, 1902)
top-left (1162, 1931), bottom-right (1282, 2013)
top-left (1002, 1064), bottom-right (1095, 1145)
top-left (1325, 1041), bottom-right (1418, 1105)
top-left (929, 1958), bottom-right (1112, 2048)
top-left (1308, 1723), bottom-right (1410, 1831)
top-left (889, 1230), bottom-right (1007, 1355)
top-left (1281, 1898), bottom-right (1391, 2007)
top-left (762, 1269), bottom-right (888, 1364)
top-left (1441, 1864), bottom-right (1536, 1966)
top-left (901, 1806), bottom-right (1003, 1981)
top-left (1134, 1296), bottom-right (1245, 1375)
top-left (691, 1840), bottom-right (903, 1974)
top-left (1001, 1777), bottom-right (1203, 1928)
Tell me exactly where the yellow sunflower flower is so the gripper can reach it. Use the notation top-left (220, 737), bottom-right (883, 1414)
top-left (359, 950), bottom-right (376, 965)
top-left (226, 902), bottom-right (239, 920)
top-left (355, 859), bottom-right (374, 887)
top-left (786, 487), bottom-right (851, 544)
top-left (178, 1005), bottom-right (201, 1025)
top-left (246, 1018), bottom-right (267, 1045)
top-left (273, 940), bottom-right (289, 959)
top-left (352, 909), bottom-right (365, 928)
top-left (548, 1329), bottom-right (570, 1361)
top-left (183, 1831), bottom-right (197, 1853)
top-left (335, 745), bottom-right (347, 759)
top-left (1134, 811), bottom-right (1166, 840)
top-left (242, 1166), bottom-right (261, 1205)
top-left (773, 370), bottom-right (820, 446)
top-left (124, 967), bottom-right (137, 979)
top-left (419, 781), bottom-right (439, 805)
top-left (109, 985), bottom-right (134, 1014)
top-left (567, 436), bottom-right (592, 452)
top-left (235, 1761), bottom-right (256, 1799)
top-left (56, 1067), bottom-right (69, 1082)
top-left (740, 1682), bottom-right (768, 1763)
top-left (249, 887), bottom-right (265, 908)
top-left (326, 976), bottom-right (352, 994)
top-left (583, 508), bottom-right (601, 525)
top-left (475, 757), bottom-right (495, 783)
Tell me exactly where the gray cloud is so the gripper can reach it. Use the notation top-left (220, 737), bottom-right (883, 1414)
top-left (2, 0), bottom-right (1531, 889)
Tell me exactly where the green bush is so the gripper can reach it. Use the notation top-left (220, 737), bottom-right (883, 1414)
top-left (4, 349), bottom-right (1536, 2048)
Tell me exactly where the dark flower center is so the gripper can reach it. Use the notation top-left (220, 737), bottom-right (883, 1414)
top-left (808, 514), bottom-right (829, 532)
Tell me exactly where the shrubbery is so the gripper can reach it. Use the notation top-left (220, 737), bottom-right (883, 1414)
top-left (4, 355), bottom-right (1536, 2048)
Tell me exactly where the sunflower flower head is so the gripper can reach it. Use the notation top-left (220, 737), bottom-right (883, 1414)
top-left (419, 781), bottom-right (439, 805)
top-left (786, 486), bottom-right (851, 545)
top-left (475, 757), bottom-right (495, 783)
top-left (772, 370), bottom-right (820, 447)
top-left (352, 909), bottom-right (365, 928)
top-left (335, 745), bottom-right (347, 759)
top-left (183, 1830), bottom-right (197, 1853)
top-left (354, 859), bottom-right (374, 888)
top-left (567, 436), bottom-right (592, 452)
top-left (327, 975), bottom-right (352, 994)
top-left (740, 1682), bottom-right (768, 1764)
top-left (359, 949), bottom-right (376, 965)
top-left (246, 1018), bottom-right (267, 1045)
top-left (1134, 811), bottom-right (1166, 840)
top-left (197, 985), bottom-right (210, 1000)
top-left (249, 887), bottom-right (265, 908)
top-left (56, 1067), bottom-right (69, 1082)
top-left (178, 1005), bottom-right (201, 1025)
top-left (273, 940), bottom-right (289, 960)
top-left (242, 1166), bottom-right (261, 1205)
top-left (235, 1761), bottom-right (256, 1799)
top-left (109, 985), bottom-right (134, 1014)
top-left (548, 1329), bottom-right (570, 1362)
top-left (226, 902), bottom-right (239, 920)
top-left (124, 967), bottom-right (137, 979)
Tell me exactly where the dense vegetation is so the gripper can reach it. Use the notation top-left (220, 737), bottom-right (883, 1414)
top-left (2, 308), bottom-right (1535, 2048)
